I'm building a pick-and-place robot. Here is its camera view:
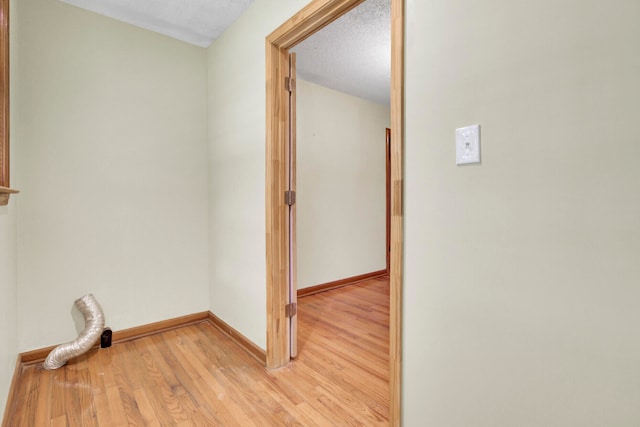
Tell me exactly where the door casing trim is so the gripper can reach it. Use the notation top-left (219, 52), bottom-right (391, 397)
top-left (265, 0), bottom-right (404, 425)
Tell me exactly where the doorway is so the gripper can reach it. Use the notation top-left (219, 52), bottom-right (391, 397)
top-left (265, 0), bottom-right (404, 425)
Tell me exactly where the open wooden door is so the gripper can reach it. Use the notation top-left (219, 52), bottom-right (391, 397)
top-left (286, 52), bottom-right (298, 359)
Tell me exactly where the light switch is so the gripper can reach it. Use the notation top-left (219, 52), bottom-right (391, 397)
top-left (456, 124), bottom-right (481, 165)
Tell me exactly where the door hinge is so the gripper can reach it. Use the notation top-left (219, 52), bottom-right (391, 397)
top-left (285, 190), bottom-right (296, 206)
top-left (285, 76), bottom-right (296, 92)
top-left (285, 302), bottom-right (297, 318)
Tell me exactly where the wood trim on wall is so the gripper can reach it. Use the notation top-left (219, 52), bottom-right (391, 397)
top-left (266, 1), bottom-right (404, 426)
top-left (265, 38), bottom-right (290, 369)
top-left (18, 311), bottom-right (212, 365)
top-left (0, 0), bottom-right (17, 206)
top-left (207, 312), bottom-right (267, 364)
top-left (1, 0), bottom-right (10, 189)
top-left (298, 269), bottom-right (387, 298)
top-left (112, 312), bottom-right (210, 345)
top-left (16, 311), bottom-right (267, 366)
top-left (389, 0), bottom-right (405, 424)
top-left (386, 127), bottom-right (391, 273)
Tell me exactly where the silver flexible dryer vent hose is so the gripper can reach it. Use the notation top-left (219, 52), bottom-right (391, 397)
top-left (43, 294), bottom-right (105, 370)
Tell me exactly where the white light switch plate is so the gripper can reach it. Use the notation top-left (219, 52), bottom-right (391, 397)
top-left (456, 124), bottom-right (481, 165)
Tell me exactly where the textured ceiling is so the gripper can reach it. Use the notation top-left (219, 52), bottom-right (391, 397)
top-left (59, 0), bottom-right (255, 48)
top-left (292, 0), bottom-right (390, 106)
top-left (58, 0), bottom-right (390, 106)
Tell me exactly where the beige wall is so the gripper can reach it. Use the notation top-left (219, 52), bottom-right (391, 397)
top-left (206, 0), bottom-right (309, 349)
top-left (403, 0), bottom-right (640, 425)
top-left (0, 134), bottom-right (18, 416)
top-left (297, 79), bottom-right (388, 289)
top-left (0, 203), bottom-right (17, 417)
top-left (0, 0), bottom-right (19, 413)
top-left (14, 0), bottom-right (210, 351)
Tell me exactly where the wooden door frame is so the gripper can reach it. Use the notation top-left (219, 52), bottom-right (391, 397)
top-left (265, 0), bottom-right (404, 425)
top-left (386, 127), bottom-right (391, 273)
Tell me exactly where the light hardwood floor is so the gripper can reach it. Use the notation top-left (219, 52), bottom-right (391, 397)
top-left (4, 277), bottom-right (390, 426)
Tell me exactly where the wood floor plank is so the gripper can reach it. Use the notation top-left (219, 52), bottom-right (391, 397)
top-left (133, 388), bottom-right (162, 427)
top-left (87, 354), bottom-right (113, 427)
top-left (63, 363), bottom-right (98, 427)
top-left (112, 347), bottom-right (146, 427)
top-left (140, 334), bottom-right (198, 423)
top-left (6, 277), bottom-right (390, 426)
top-left (128, 337), bottom-right (181, 425)
top-left (165, 329), bottom-right (247, 426)
top-left (11, 365), bottom-right (36, 426)
top-left (294, 401), bottom-right (335, 427)
top-left (49, 365), bottom-right (67, 422)
top-left (50, 414), bottom-right (68, 427)
top-left (32, 367), bottom-right (52, 425)
top-left (96, 346), bottom-right (131, 427)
